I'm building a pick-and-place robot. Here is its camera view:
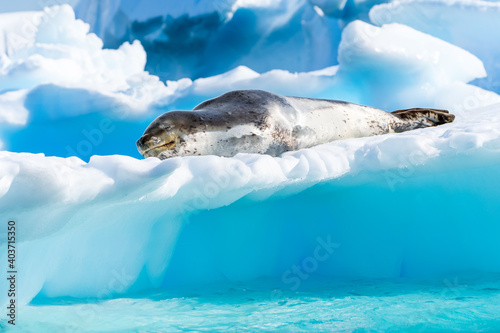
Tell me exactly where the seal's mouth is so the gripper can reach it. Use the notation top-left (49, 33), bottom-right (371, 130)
top-left (152, 139), bottom-right (176, 151)
top-left (137, 134), bottom-right (177, 158)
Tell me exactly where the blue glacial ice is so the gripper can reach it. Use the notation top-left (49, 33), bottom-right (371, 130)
top-left (0, 2), bottom-right (500, 330)
top-left (74, 0), bottom-right (343, 80)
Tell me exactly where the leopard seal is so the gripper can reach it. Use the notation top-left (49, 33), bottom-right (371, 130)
top-left (137, 89), bottom-right (454, 159)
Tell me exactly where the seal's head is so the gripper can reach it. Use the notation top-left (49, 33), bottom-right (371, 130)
top-left (137, 111), bottom-right (205, 159)
top-left (136, 118), bottom-right (178, 159)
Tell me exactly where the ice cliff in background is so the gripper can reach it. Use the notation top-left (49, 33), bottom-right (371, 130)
top-left (75, 0), bottom-right (342, 80)
top-left (73, 0), bottom-right (500, 90)
top-left (1, 0), bottom-right (500, 305)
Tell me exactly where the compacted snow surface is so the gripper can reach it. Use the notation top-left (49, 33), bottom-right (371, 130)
top-left (0, 1), bottom-right (500, 331)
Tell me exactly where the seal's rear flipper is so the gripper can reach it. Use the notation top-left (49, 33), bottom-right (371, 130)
top-left (391, 108), bottom-right (455, 132)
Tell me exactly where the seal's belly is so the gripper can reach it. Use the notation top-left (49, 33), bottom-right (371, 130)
top-left (296, 104), bottom-right (398, 148)
top-left (178, 124), bottom-right (275, 157)
top-left (171, 104), bottom-right (401, 158)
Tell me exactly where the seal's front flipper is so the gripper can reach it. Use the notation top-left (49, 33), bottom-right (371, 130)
top-left (391, 108), bottom-right (455, 132)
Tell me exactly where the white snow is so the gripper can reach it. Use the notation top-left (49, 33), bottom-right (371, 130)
top-left (0, 5), bottom-right (171, 124)
top-left (369, 0), bottom-right (500, 93)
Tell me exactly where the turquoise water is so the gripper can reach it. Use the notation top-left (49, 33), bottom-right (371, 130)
top-left (6, 274), bottom-right (500, 332)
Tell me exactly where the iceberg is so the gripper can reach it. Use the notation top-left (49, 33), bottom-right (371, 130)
top-left (369, 0), bottom-right (500, 93)
top-left (1, 102), bottom-right (500, 305)
top-left (168, 20), bottom-right (500, 114)
top-left (0, 5), bottom-right (167, 109)
top-left (0, 5), bottom-right (172, 157)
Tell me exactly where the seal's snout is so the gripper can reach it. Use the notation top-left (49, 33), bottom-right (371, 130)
top-left (136, 134), bottom-right (162, 156)
top-left (136, 134), bottom-right (150, 154)
top-left (136, 131), bottom-right (178, 159)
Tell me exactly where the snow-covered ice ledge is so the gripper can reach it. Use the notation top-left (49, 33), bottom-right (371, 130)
top-left (1, 104), bottom-right (500, 305)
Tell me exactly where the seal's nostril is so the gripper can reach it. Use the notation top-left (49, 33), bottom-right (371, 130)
top-left (137, 135), bottom-right (150, 148)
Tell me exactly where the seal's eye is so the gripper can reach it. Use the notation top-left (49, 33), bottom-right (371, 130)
top-left (159, 123), bottom-right (174, 131)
